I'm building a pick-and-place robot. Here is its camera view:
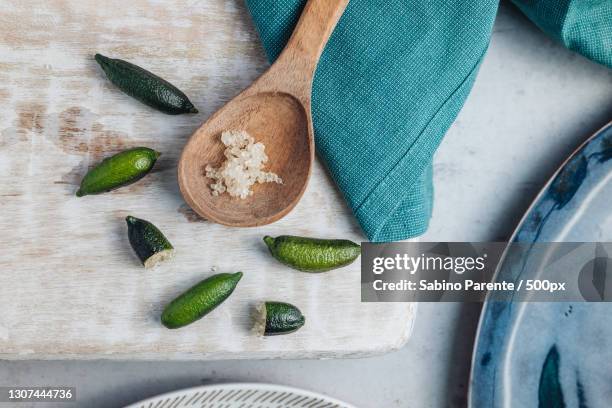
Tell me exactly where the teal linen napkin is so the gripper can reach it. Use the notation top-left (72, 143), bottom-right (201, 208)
top-left (246, 0), bottom-right (499, 242)
top-left (245, 0), bottom-right (610, 242)
top-left (513, 0), bottom-right (612, 68)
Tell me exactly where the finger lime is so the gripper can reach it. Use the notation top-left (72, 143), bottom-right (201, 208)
top-left (161, 272), bottom-right (243, 329)
top-left (263, 235), bottom-right (360, 272)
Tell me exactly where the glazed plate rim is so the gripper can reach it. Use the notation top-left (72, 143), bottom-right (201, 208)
top-left (468, 120), bottom-right (612, 406)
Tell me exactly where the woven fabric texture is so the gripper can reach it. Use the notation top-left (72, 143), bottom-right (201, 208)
top-left (512, 0), bottom-right (612, 68)
top-left (246, 0), bottom-right (497, 242)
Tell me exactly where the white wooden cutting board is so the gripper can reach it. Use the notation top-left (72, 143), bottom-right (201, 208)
top-left (0, 0), bottom-right (415, 359)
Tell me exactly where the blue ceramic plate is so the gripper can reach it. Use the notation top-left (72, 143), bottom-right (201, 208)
top-left (469, 122), bottom-right (612, 407)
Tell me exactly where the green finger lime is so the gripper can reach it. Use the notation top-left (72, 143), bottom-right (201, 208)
top-left (126, 216), bottom-right (174, 269)
top-left (76, 147), bottom-right (160, 197)
top-left (253, 301), bottom-right (305, 336)
top-left (263, 235), bottom-right (361, 272)
top-left (161, 272), bottom-right (243, 329)
top-left (95, 53), bottom-right (198, 115)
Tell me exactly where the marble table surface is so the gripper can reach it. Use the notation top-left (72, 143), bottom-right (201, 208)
top-left (1, 2), bottom-right (611, 407)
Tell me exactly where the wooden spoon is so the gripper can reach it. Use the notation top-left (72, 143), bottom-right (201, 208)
top-left (178, 0), bottom-right (349, 227)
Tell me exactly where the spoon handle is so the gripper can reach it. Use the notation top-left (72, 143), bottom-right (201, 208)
top-left (275, 0), bottom-right (349, 93)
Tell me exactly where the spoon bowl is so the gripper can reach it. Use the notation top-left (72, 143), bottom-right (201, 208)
top-left (178, 92), bottom-right (311, 226)
top-left (178, 0), bottom-right (349, 227)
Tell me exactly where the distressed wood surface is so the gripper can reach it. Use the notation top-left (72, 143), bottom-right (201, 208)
top-left (0, 0), bottom-right (414, 360)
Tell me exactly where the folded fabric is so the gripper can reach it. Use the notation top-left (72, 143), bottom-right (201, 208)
top-left (512, 0), bottom-right (612, 68)
top-left (246, 0), bottom-right (499, 242)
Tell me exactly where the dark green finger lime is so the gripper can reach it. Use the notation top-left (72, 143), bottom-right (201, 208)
top-left (161, 272), bottom-right (243, 329)
top-left (95, 53), bottom-right (198, 115)
top-left (76, 147), bottom-right (160, 197)
top-left (263, 235), bottom-right (361, 272)
top-left (126, 216), bottom-right (174, 269)
top-left (253, 301), bottom-right (305, 336)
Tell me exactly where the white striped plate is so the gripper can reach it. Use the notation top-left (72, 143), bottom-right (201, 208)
top-left (124, 383), bottom-right (357, 408)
